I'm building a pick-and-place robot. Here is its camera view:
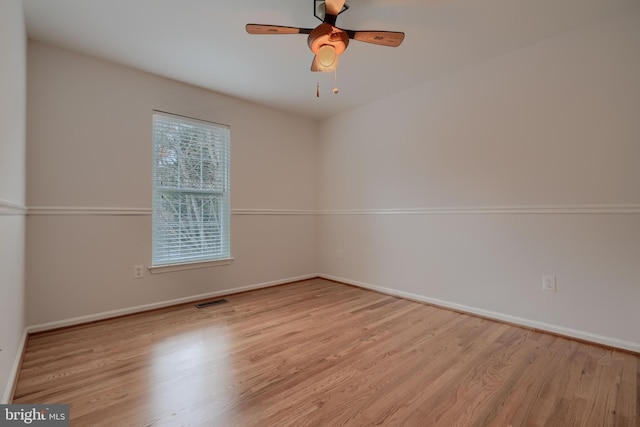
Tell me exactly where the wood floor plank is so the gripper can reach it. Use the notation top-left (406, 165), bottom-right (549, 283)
top-left (485, 333), bottom-right (572, 426)
top-left (12, 279), bottom-right (640, 426)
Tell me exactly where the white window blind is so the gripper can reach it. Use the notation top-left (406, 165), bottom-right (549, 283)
top-left (152, 112), bottom-right (230, 266)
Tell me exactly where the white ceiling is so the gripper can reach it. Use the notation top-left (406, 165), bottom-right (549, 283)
top-left (22, 0), bottom-right (635, 120)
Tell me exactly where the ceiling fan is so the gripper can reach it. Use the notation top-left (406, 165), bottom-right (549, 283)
top-left (246, 0), bottom-right (405, 74)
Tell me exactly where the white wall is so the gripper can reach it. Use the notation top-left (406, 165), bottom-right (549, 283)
top-left (26, 42), bottom-right (318, 326)
top-left (0, 0), bottom-right (27, 403)
top-left (318, 5), bottom-right (640, 350)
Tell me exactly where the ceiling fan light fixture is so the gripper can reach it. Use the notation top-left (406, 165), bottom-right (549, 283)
top-left (317, 44), bottom-right (337, 67)
top-left (246, 0), bottom-right (405, 83)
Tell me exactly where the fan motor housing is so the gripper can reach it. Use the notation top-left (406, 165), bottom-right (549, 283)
top-left (308, 23), bottom-right (349, 56)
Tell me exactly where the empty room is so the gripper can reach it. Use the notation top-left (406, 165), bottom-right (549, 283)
top-left (1, 0), bottom-right (639, 425)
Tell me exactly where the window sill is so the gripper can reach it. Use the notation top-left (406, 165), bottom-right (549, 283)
top-left (149, 258), bottom-right (234, 274)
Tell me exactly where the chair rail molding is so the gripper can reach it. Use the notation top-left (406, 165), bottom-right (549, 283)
top-left (0, 198), bottom-right (26, 216)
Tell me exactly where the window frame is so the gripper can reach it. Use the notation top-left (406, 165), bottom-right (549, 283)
top-left (150, 111), bottom-right (232, 272)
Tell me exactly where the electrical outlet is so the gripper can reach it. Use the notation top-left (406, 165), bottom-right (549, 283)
top-left (542, 275), bottom-right (556, 292)
top-left (336, 249), bottom-right (341, 259)
top-left (133, 265), bottom-right (144, 279)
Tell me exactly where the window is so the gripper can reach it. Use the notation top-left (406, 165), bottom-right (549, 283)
top-left (152, 111), bottom-right (230, 267)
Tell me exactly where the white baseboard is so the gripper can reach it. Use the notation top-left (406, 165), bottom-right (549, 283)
top-left (319, 274), bottom-right (640, 354)
top-left (2, 328), bottom-right (28, 404)
top-left (27, 274), bottom-right (318, 334)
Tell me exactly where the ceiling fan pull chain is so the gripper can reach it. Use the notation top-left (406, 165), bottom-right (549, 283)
top-left (333, 68), bottom-right (339, 94)
top-left (317, 78), bottom-right (320, 98)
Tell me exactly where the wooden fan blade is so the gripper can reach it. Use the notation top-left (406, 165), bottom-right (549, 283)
top-left (324, 0), bottom-right (346, 17)
top-left (246, 24), bottom-right (313, 35)
top-left (347, 30), bottom-right (405, 47)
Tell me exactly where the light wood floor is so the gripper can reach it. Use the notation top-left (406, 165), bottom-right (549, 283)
top-left (13, 278), bottom-right (639, 426)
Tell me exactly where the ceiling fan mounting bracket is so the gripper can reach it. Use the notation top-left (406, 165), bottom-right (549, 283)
top-left (314, 0), bottom-right (349, 22)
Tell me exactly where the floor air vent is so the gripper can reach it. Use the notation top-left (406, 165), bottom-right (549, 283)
top-left (195, 299), bottom-right (229, 309)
